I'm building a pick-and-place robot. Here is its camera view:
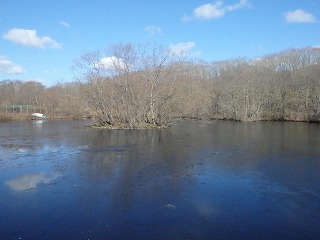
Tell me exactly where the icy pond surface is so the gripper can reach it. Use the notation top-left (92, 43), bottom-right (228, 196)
top-left (0, 120), bottom-right (320, 240)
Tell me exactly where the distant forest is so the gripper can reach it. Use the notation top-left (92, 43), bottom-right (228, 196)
top-left (1, 44), bottom-right (320, 126)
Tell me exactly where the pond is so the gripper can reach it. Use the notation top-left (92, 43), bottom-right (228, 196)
top-left (0, 120), bottom-right (320, 240)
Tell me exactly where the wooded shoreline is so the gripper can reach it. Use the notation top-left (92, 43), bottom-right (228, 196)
top-left (1, 114), bottom-right (319, 126)
top-left (1, 45), bottom-right (320, 127)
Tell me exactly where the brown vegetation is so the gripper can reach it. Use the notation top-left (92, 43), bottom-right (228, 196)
top-left (72, 43), bottom-right (184, 127)
top-left (1, 45), bottom-right (320, 127)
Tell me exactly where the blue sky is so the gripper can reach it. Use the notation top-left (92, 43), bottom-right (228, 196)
top-left (0, 0), bottom-right (319, 86)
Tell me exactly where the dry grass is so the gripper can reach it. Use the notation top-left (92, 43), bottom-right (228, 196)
top-left (0, 113), bottom-right (32, 122)
top-left (0, 113), bottom-right (90, 122)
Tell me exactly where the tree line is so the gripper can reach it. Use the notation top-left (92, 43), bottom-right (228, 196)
top-left (1, 44), bottom-right (319, 126)
top-left (0, 80), bottom-right (87, 119)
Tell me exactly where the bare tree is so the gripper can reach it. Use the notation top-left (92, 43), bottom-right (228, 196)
top-left (72, 43), bottom-right (183, 128)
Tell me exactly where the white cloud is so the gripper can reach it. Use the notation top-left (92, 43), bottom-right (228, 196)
top-left (3, 28), bottom-right (62, 49)
top-left (285, 9), bottom-right (316, 23)
top-left (194, 1), bottom-right (224, 19)
top-left (0, 56), bottom-right (25, 74)
top-left (144, 25), bottom-right (162, 36)
top-left (169, 42), bottom-right (201, 57)
top-left (59, 20), bottom-right (70, 28)
top-left (96, 56), bottom-right (127, 72)
top-left (183, 0), bottom-right (249, 21)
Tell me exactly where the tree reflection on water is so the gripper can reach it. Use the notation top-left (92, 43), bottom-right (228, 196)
top-left (0, 120), bottom-right (320, 240)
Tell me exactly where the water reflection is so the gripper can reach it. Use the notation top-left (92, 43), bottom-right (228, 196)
top-left (0, 120), bottom-right (320, 239)
top-left (5, 172), bottom-right (62, 191)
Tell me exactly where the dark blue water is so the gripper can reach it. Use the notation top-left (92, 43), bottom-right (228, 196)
top-left (0, 120), bottom-right (320, 240)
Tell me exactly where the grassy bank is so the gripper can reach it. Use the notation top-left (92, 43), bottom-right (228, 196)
top-left (0, 113), bottom-right (31, 122)
top-left (0, 113), bottom-right (88, 122)
top-left (1, 113), bottom-right (318, 126)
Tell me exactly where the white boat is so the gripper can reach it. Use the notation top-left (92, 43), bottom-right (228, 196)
top-left (31, 113), bottom-right (47, 119)
top-left (32, 113), bottom-right (44, 118)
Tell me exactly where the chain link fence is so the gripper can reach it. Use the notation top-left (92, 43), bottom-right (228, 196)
top-left (0, 105), bottom-right (46, 114)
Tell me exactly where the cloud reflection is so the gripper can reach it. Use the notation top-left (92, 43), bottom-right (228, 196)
top-left (5, 172), bottom-right (61, 191)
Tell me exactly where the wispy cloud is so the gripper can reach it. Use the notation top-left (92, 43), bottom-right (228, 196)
top-left (0, 56), bottom-right (24, 74)
top-left (4, 28), bottom-right (62, 49)
top-left (58, 20), bottom-right (70, 28)
top-left (169, 42), bottom-right (201, 57)
top-left (285, 9), bottom-right (316, 23)
top-left (44, 69), bottom-right (57, 74)
top-left (183, 0), bottom-right (249, 21)
top-left (144, 25), bottom-right (162, 36)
